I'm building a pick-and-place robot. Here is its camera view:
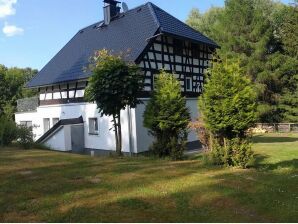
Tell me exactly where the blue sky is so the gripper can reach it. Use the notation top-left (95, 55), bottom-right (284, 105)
top-left (0, 0), bottom-right (293, 70)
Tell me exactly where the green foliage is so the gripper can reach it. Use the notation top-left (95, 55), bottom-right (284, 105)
top-left (275, 1), bottom-right (298, 58)
top-left (0, 116), bottom-right (18, 147)
top-left (209, 138), bottom-right (254, 168)
top-left (0, 65), bottom-right (38, 118)
top-left (279, 75), bottom-right (298, 122)
top-left (199, 60), bottom-right (257, 138)
top-left (199, 60), bottom-right (256, 168)
top-left (85, 49), bottom-right (144, 155)
top-left (16, 125), bottom-right (34, 149)
top-left (143, 71), bottom-right (190, 160)
top-left (187, 0), bottom-right (298, 123)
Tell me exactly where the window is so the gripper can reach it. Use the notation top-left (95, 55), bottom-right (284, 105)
top-left (52, 118), bottom-right (59, 126)
top-left (89, 118), bottom-right (99, 135)
top-left (185, 77), bottom-right (192, 92)
top-left (75, 89), bottom-right (85, 98)
top-left (61, 91), bottom-right (68, 99)
top-left (68, 90), bottom-right (75, 98)
top-left (39, 93), bottom-right (45, 100)
top-left (20, 121), bottom-right (32, 128)
top-left (45, 93), bottom-right (52, 100)
top-left (43, 118), bottom-right (50, 133)
top-left (53, 92), bottom-right (61, 99)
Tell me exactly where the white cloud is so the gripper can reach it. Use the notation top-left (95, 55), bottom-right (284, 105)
top-left (3, 22), bottom-right (23, 36)
top-left (0, 0), bottom-right (17, 18)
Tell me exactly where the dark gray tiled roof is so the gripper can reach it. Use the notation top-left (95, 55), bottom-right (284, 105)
top-left (27, 2), bottom-right (218, 88)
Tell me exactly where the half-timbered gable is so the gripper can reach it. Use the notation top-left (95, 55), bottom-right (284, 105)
top-left (38, 81), bottom-right (88, 106)
top-left (138, 35), bottom-right (214, 96)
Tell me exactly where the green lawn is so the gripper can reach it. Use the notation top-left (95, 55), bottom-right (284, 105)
top-left (0, 133), bottom-right (297, 222)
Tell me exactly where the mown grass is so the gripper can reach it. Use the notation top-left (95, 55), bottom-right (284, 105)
top-left (0, 133), bottom-right (297, 222)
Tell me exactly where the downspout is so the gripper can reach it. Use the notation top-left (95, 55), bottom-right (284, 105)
top-left (127, 106), bottom-right (134, 156)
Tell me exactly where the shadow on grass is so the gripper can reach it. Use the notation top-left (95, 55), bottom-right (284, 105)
top-left (253, 152), bottom-right (298, 171)
top-left (0, 147), bottom-right (297, 222)
top-left (46, 161), bottom-right (298, 223)
top-left (252, 135), bottom-right (298, 143)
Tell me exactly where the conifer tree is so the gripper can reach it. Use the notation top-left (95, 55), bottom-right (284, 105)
top-left (143, 71), bottom-right (190, 160)
top-left (199, 60), bottom-right (256, 168)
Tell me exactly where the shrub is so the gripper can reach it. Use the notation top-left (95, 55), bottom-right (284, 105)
top-left (143, 71), bottom-right (190, 160)
top-left (16, 125), bottom-right (34, 149)
top-left (208, 137), bottom-right (254, 168)
top-left (229, 138), bottom-right (254, 168)
top-left (0, 116), bottom-right (18, 147)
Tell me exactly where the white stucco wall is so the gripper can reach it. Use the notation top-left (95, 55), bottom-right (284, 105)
top-left (44, 126), bottom-right (69, 151)
top-left (15, 99), bottom-right (199, 153)
top-left (15, 102), bottom-right (136, 153)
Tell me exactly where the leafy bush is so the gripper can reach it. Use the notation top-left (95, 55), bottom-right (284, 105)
top-left (16, 125), bottom-right (34, 149)
top-left (209, 140), bottom-right (226, 165)
top-left (208, 138), bottom-right (254, 168)
top-left (143, 71), bottom-right (190, 160)
top-left (229, 138), bottom-right (254, 168)
top-left (0, 116), bottom-right (18, 147)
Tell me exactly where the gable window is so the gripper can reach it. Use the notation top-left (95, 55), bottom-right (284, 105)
top-left (89, 118), bottom-right (99, 135)
top-left (52, 118), bottom-right (59, 126)
top-left (185, 77), bottom-right (192, 92)
top-left (53, 92), bottom-right (61, 100)
top-left (43, 118), bottom-right (50, 133)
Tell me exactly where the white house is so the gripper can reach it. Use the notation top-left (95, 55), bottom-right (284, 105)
top-left (15, 0), bottom-right (218, 155)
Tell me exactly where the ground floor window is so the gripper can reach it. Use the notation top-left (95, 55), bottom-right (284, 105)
top-left (52, 118), bottom-right (59, 126)
top-left (43, 118), bottom-right (50, 133)
top-left (88, 118), bottom-right (99, 135)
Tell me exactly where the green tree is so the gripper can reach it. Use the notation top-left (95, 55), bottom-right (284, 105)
top-left (0, 66), bottom-right (8, 115)
top-left (276, 0), bottom-right (298, 58)
top-left (85, 49), bottom-right (144, 155)
top-left (0, 64), bottom-right (38, 118)
top-left (186, 7), bottom-right (223, 44)
top-left (187, 0), bottom-right (298, 123)
top-left (143, 71), bottom-right (190, 160)
top-left (199, 60), bottom-right (257, 139)
top-left (279, 75), bottom-right (298, 122)
top-left (199, 60), bottom-right (256, 168)
top-left (275, 2), bottom-right (298, 122)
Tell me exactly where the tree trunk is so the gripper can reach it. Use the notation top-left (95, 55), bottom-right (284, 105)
top-left (209, 133), bottom-right (213, 151)
top-left (223, 137), bottom-right (227, 150)
top-left (116, 112), bottom-right (122, 156)
top-left (113, 114), bottom-right (119, 155)
top-left (117, 112), bottom-right (122, 156)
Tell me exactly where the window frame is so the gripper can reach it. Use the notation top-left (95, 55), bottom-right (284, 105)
top-left (43, 118), bottom-right (50, 133)
top-left (88, 118), bottom-right (99, 135)
top-left (185, 77), bottom-right (193, 92)
top-left (52, 118), bottom-right (59, 126)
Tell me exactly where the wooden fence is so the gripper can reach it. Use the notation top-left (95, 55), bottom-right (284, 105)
top-left (255, 123), bottom-right (298, 133)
